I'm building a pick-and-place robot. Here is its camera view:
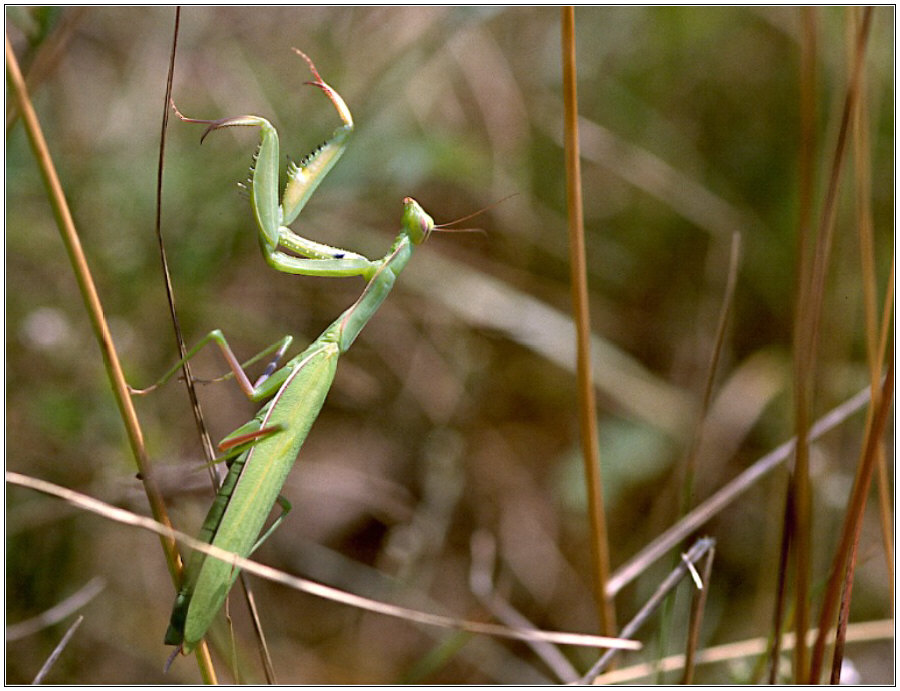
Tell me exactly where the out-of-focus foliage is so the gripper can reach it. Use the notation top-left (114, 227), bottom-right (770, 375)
top-left (6, 7), bottom-right (893, 684)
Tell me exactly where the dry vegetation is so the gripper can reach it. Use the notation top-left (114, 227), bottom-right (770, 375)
top-left (6, 7), bottom-right (893, 684)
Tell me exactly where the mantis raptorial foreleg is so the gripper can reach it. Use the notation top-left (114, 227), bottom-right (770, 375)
top-left (156, 49), bottom-right (437, 655)
top-left (173, 48), bottom-right (378, 280)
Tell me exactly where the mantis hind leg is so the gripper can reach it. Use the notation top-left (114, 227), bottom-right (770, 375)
top-left (249, 494), bottom-right (292, 555)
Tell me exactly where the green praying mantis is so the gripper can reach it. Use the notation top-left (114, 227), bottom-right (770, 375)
top-left (144, 49), bottom-right (440, 655)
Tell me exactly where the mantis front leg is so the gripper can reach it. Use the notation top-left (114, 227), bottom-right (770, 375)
top-left (174, 49), bottom-right (381, 281)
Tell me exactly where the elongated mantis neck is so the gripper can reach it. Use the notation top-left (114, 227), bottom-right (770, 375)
top-left (336, 197), bottom-right (434, 347)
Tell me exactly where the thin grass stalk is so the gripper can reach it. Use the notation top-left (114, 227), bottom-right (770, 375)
top-left (874, 445), bottom-right (894, 613)
top-left (4, 32), bottom-right (177, 575)
top-left (153, 11), bottom-right (273, 681)
top-left (771, 14), bottom-right (819, 678)
top-left (680, 542), bottom-right (716, 684)
top-left (31, 615), bottom-right (83, 684)
top-left (790, 7), bottom-right (873, 681)
top-left (767, 487), bottom-right (794, 683)
top-left (817, 254), bottom-right (893, 679)
top-left (797, 7), bottom-right (875, 682)
top-left (5, 30), bottom-right (218, 684)
top-left (769, 7), bottom-right (817, 684)
top-left (813, 352), bottom-right (894, 683)
top-left (680, 231), bottom-right (742, 515)
top-left (809, 305), bottom-right (893, 682)
top-left (851, 10), bottom-right (878, 371)
top-left (154, 12), bottom-right (222, 679)
top-left (798, 7), bottom-right (872, 372)
top-left (581, 537), bottom-right (716, 683)
top-left (829, 510), bottom-right (863, 684)
top-left (560, 6), bottom-right (615, 637)
top-left (786, 6), bottom-right (819, 676)
top-left (607, 384), bottom-right (874, 598)
top-left (653, 231), bottom-right (740, 684)
top-left (661, 230), bottom-right (739, 682)
top-left (155, 8), bottom-right (223, 509)
top-left (848, 5), bottom-right (895, 613)
top-left (788, 198), bottom-right (813, 674)
top-left (874, 256), bottom-right (895, 614)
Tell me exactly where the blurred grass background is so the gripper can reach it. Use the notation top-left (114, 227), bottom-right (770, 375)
top-left (6, 6), bottom-right (893, 683)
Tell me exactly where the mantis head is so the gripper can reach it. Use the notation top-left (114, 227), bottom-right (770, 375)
top-left (402, 194), bottom-right (512, 245)
top-left (401, 197), bottom-right (435, 244)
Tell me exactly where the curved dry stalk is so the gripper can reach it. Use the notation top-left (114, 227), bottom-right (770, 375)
top-left (7, 471), bottom-right (641, 654)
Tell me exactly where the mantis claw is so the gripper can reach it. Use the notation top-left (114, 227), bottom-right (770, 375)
top-left (290, 47), bottom-right (321, 81)
top-left (291, 47), bottom-right (353, 127)
top-left (171, 98), bottom-right (261, 143)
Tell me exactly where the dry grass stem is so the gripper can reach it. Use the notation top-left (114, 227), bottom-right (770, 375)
top-left (6, 471), bottom-right (642, 654)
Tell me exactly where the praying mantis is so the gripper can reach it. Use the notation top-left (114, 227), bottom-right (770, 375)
top-left (147, 49), bottom-right (438, 655)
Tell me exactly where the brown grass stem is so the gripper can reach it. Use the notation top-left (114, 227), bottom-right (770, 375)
top-left (5, 32), bottom-right (177, 572)
top-left (680, 230), bottom-right (742, 513)
top-left (5, 29), bottom-right (218, 683)
top-left (789, 7), bottom-right (873, 680)
top-left (849, 6), bottom-right (894, 614)
top-left (560, 6), bottom-right (615, 637)
top-left (810, 352), bottom-right (893, 683)
top-left (785, 7), bottom-right (819, 678)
